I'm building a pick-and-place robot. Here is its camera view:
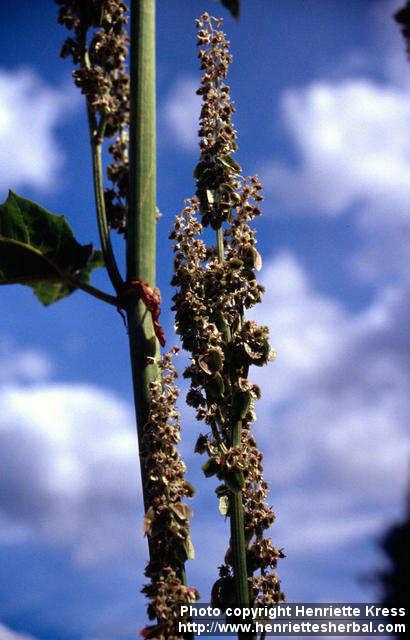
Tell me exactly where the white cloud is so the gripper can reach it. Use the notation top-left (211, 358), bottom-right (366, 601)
top-left (0, 624), bottom-right (36, 640)
top-left (0, 382), bottom-right (141, 563)
top-left (250, 252), bottom-right (410, 554)
top-left (0, 341), bottom-right (52, 383)
top-left (256, 29), bottom-right (410, 523)
top-left (163, 77), bottom-right (201, 151)
top-left (262, 62), bottom-right (410, 283)
top-left (243, 16), bottom-right (410, 585)
top-left (264, 79), bottom-right (410, 217)
top-left (0, 68), bottom-right (77, 193)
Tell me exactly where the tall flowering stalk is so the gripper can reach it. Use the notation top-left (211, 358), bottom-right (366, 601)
top-left (141, 348), bottom-right (199, 638)
top-left (171, 14), bottom-right (284, 609)
top-left (56, 0), bottom-right (197, 634)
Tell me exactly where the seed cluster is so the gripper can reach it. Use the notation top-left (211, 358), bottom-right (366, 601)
top-left (57, 0), bottom-right (129, 233)
top-left (141, 349), bottom-right (199, 639)
top-left (171, 14), bottom-right (284, 606)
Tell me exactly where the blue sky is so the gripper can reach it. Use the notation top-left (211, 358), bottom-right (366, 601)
top-left (0, 1), bottom-right (409, 638)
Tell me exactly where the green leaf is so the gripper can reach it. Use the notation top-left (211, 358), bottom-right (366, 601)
top-left (0, 191), bottom-right (103, 305)
top-left (220, 0), bottom-right (240, 19)
top-left (32, 250), bottom-right (104, 305)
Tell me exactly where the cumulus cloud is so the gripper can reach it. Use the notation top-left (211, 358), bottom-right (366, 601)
top-left (264, 79), bottom-right (410, 217)
top-left (262, 69), bottom-right (410, 282)
top-left (0, 341), bottom-right (52, 383)
top-left (255, 27), bottom-right (410, 549)
top-left (0, 68), bottom-right (77, 193)
top-left (0, 625), bottom-right (36, 640)
top-left (250, 252), bottom-right (410, 555)
top-left (163, 77), bottom-right (201, 151)
top-left (0, 382), bottom-right (141, 563)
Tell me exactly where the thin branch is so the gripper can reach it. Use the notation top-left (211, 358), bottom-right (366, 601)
top-left (89, 130), bottom-right (124, 292)
top-left (64, 274), bottom-right (119, 306)
top-left (80, 33), bottom-right (124, 293)
top-left (0, 275), bottom-right (118, 307)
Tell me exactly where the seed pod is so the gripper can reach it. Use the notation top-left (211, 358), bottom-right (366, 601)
top-left (206, 372), bottom-right (225, 398)
top-left (202, 458), bottom-right (220, 478)
top-left (232, 387), bottom-right (252, 420)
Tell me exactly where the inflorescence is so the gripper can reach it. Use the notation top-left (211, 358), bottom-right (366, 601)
top-left (57, 0), bottom-right (129, 233)
top-left (170, 14), bottom-right (284, 607)
top-left (141, 349), bottom-right (199, 639)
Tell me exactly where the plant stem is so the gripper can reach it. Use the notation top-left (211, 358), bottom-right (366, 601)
top-left (230, 419), bottom-right (250, 607)
top-left (127, 0), bottom-right (159, 516)
top-left (216, 227), bottom-right (250, 612)
top-left (128, 0), bottom-right (191, 607)
top-left (0, 275), bottom-right (117, 307)
top-left (64, 274), bottom-right (119, 307)
top-left (80, 35), bottom-right (123, 294)
top-left (90, 132), bottom-right (124, 293)
top-left (217, 225), bottom-right (225, 259)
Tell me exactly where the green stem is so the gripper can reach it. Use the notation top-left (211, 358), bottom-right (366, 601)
top-left (216, 227), bottom-right (250, 614)
top-left (0, 275), bottom-right (118, 307)
top-left (127, 0), bottom-right (159, 533)
top-left (216, 228), bottom-right (231, 344)
top-left (217, 225), bottom-right (225, 260)
top-left (79, 33), bottom-right (123, 294)
top-left (64, 274), bottom-right (119, 306)
top-left (90, 132), bottom-right (124, 293)
top-left (229, 420), bottom-right (250, 609)
top-left (128, 0), bottom-right (190, 604)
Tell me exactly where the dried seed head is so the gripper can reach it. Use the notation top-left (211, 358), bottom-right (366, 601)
top-left (170, 15), bottom-right (284, 607)
top-left (142, 350), bottom-right (199, 636)
top-left (57, 0), bottom-right (130, 234)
